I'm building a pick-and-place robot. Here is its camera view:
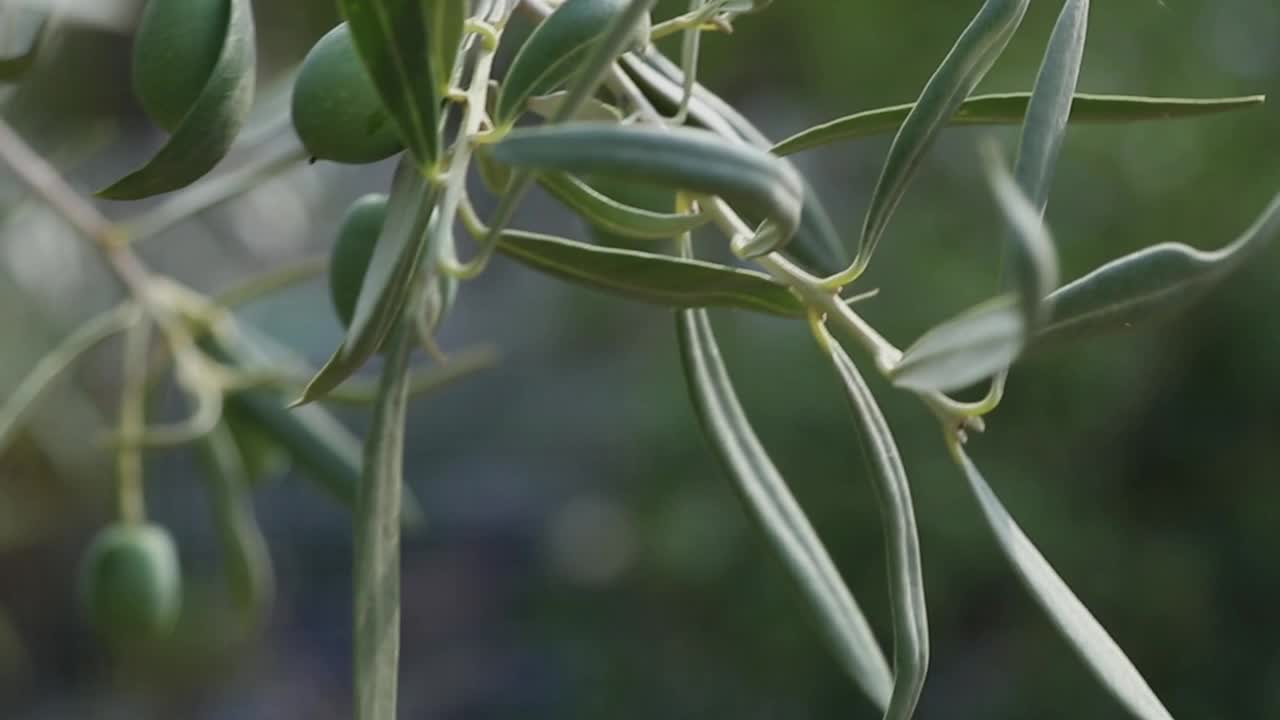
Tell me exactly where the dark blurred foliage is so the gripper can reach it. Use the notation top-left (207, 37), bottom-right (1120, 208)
top-left (2, 1), bottom-right (1279, 718)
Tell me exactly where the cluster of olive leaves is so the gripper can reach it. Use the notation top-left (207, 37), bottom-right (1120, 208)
top-left (1, 0), bottom-right (1277, 718)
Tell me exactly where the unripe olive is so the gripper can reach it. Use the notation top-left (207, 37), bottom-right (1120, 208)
top-left (132, 0), bottom-right (230, 132)
top-left (78, 523), bottom-right (181, 645)
top-left (329, 194), bottom-right (388, 329)
top-left (292, 24), bottom-right (404, 165)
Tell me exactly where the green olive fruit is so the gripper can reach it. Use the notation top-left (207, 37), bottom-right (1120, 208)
top-left (329, 194), bottom-right (388, 329)
top-left (78, 523), bottom-right (181, 644)
top-left (292, 24), bottom-right (404, 164)
top-left (132, 0), bottom-right (230, 132)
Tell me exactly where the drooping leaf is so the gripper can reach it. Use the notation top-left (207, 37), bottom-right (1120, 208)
top-left (490, 123), bottom-right (804, 256)
top-left (890, 296), bottom-right (1023, 393)
top-left (984, 147), bottom-right (1058, 333)
top-left (1038, 194), bottom-right (1280, 347)
top-left (824, 338), bottom-right (928, 718)
top-left (770, 92), bottom-right (1264, 156)
top-left (196, 422), bottom-right (275, 627)
top-left (98, 0), bottom-right (256, 199)
top-left (339, 0), bottom-right (446, 168)
top-left (677, 308), bottom-right (893, 710)
top-left (353, 324), bottom-right (414, 720)
top-left (495, 0), bottom-right (645, 126)
top-left (859, 0), bottom-right (1029, 268)
top-left (950, 444), bottom-right (1175, 720)
top-left (298, 157), bottom-right (436, 405)
top-left (496, 230), bottom-right (805, 316)
top-left (538, 172), bottom-right (710, 240)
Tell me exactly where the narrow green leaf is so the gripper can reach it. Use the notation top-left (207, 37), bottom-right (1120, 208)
top-left (771, 92), bottom-right (1264, 157)
top-left (890, 296), bottom-right (1023, 393)
top-left (430, 0), bottom-right (467, 94)
top-left (223, 404), bottom-right (292, 485)
top-left (490, 123), bottom-right (804, 256)
top-left (1038, 193), bottom-right (1280, 347)
top-left (298, 158), bottom-right (436, 405)
top-left (677, 309), bottom-right (893, 710)
top-left (353, 324), bottom-right (413, 720)
top-left (496, 230), bottom-right (805, 316)
top-left (860, 0), bottom-right (1029, 267)
top-left (950, 444), bottom-right (1174, 720)
top-left (98, 0), bottom-right (255, 199)
top-left (1014, 0), bottom-right (1088, 215)
top-left (825, 339), bottom-right (928, 719)
top-left (984, 147), bottom-right (1059, 332)
top-left (538, 172), bottom-right (710, 240)
top-left (198, 318), bottom-right (426, 527)
top-left (196, 422), bottom-right (275, 628)
top-left (495, 0), bottom-right (643, 126)
top-left (339, 0), bottom-right (445, 167)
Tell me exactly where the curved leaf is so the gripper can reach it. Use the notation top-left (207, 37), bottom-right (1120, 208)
top-left (98, 0), bottom-right (255, 199)
top-left (339, 0), bottom-right (446, 167)
top-left (678, 308), bottom-right (893, 710)
top-left (495, 0), bottom-right (637, 126)
top-left (298, 157), bottom-right (436, 405)
top-left (491, 123), bottom-right (804, 256)
top-left (431, 0), bottom-right (467, 94)
top-left (770, 93), bottom-right (1264, 156)
top-left (950, 445), bottom-right (1174, 720)
top-left (890, 296), bottom-right (1023, 393)
top-left (1038, 193), bottom-right (1280, 346)
top-left (496, 230), bottom-right (804, 316)
top-left (859, 0), bottom-right (1030, 267)
top-left (538, 172), bottom-right (710, 240)
top-left (825, 338), bottom-right (928, 719)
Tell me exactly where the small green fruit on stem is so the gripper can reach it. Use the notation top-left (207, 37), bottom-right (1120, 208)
top-left (132, 0), bottom-right (231, 131)
top-left (292, 23), bottom-right (405, 165)
top-left (78, 523), bottom-right (181, 645)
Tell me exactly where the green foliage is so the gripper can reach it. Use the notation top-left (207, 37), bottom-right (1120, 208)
top-left (1, 1), bottom-right (1276, 718)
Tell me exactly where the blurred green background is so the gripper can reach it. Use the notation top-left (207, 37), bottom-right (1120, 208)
top-left (2, 1), bottom-right (1279, 718)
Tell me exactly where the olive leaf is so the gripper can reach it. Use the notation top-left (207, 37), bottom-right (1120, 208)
top-left (537, 172), bottom-right (710, 240)
top-left (824, 338), bottom-right (929, 718)
top-left (196, 422), bottom-right (275, 627)
top-left (771, 93), bottom-right (1264, 157)
top-left (430, 0), bottom-right (467, 94)
top-left (495, 0), bottom-right (642, 126)
top-left (496, 229), bottom-right (805, 316)
top-left (860, 0), bottom-right (1029, 269)
top-left (950, 444), bottom-right (1175, 720)
top-left (338, 0), bottom-right (448, 168)
top-left (890, 296), bottom-right (1023, 393)
top-left (1038, 193), bottom-right (1280, 347)
top-left (985, 146), bottom-right (1059, 334)
top-left (678, 308), bottom-right (893, 710)
top-left (490, 123), bottom-right (805, 256)
top-left (353, 324), bottom-right (414, 720)
top-left (298, 157), bottom-right (436, 405)
top-left (98, 0), bottom-right (256, 199)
